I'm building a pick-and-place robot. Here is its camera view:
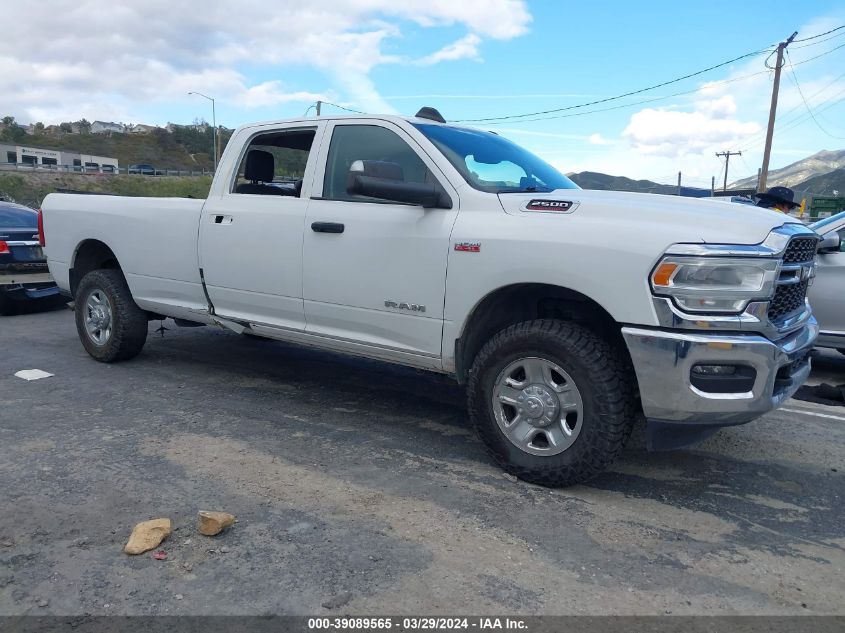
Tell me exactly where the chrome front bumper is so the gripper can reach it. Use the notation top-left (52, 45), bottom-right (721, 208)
top-left (622, 319), bottom-right (817, 449)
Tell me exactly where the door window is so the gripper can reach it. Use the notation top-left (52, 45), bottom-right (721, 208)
top-left (232, 128), bottom-right (315, 197)
top-left (322, 125), bottom-right (436, 201)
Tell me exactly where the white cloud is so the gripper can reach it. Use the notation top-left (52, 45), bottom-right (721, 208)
top-left (417, 34), bottom-right (483, 65)
top-left (588, 133), bottom-right (614, 146)
top-left (0, 0), bottom-right (531, 123)
top-left (623, 96), bottom-right (761, 158)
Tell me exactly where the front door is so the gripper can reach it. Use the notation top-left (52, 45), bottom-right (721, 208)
top-left (302, 121), bottom-right (459, 364)
top-left (198, 124), bottom-right (323, 330)
top-left (813, 222), bottom-right (845, 337)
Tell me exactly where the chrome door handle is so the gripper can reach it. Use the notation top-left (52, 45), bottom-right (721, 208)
top-left (213, 215), bottom-right (233, 225)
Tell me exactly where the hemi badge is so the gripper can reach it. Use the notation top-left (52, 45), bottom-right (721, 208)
top-left (455, 242), bottom-right (480, 253)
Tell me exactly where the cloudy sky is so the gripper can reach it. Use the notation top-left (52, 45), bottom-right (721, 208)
top-left (2, 0), bottom-right (844, 186)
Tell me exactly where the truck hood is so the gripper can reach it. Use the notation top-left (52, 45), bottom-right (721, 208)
top-left (497, 189), bottom-right (799, 245)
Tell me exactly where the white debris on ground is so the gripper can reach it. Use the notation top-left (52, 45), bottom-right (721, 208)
top-left (14, 369), bottom-right (54, 381)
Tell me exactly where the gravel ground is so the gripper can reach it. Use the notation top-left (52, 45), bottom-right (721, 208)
top-left (1, 307), bottom-right (843, 616)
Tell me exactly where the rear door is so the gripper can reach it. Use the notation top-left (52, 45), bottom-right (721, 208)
top-left (198, 123), bottom-right (325, 330)
top-left (301, 120), bottom-right (459, 364)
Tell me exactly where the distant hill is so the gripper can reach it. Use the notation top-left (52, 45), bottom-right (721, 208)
top-left (0, 171), bottom-right (212, 208)
top-left (729, 149), bottom-right (845, 190)
top-left (568, 171), bottom-right (710, 197)
top-left (1, 125), bottom-right (233, 171)
top-left (792, 167), bottom-right (845, 197)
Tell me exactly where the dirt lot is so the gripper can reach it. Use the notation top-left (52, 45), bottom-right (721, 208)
top-left (1, 308), bottom-right (843, 616)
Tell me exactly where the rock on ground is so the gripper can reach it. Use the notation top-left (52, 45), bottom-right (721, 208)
top-left (123, 518), bottom-right (172, 555)
top-left (197, 511), bottom-right (235, 536)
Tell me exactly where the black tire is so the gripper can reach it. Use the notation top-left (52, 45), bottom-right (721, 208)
top-left (467, 319), bottom-right (637, 487)
top-left (0, 290), bottom-right (16, 316)
top-left (74, 269), bottom-right (148, 362)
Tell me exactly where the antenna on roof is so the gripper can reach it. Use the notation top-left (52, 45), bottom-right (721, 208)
top-left (415, 107), bottom-right (446, 123)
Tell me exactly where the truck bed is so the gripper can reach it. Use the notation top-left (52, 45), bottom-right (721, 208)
top-left (41, 193), bottom-right (209, 317)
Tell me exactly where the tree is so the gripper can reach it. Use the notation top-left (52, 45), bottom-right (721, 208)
top-left (59, 122), bottom-right (72, 133)
top-left (0, 116), bottom-right (25, 142)
top-left (34, 122), bottom-right (45, 134)
top-left (75, 118), bottom-right (91, 134)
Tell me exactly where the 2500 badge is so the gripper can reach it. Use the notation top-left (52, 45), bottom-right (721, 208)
top-left (524, 199), bottom-right (575, 213)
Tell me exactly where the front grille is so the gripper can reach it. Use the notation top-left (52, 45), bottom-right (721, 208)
top-left (766, 236), bottom-right (818, 325)
top-left (782, 237), bottom-right (818, 263)
top-left (769, 279), bottom-right (809, 322)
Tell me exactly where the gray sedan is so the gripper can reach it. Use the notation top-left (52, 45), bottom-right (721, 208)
top-left (809, 211), bottom-right (845, 353)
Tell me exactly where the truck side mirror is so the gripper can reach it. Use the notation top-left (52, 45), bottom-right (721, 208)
top-left (346, 160), bottom-right (450, 208)
top-left (818, 230), bottom-right (842, 254)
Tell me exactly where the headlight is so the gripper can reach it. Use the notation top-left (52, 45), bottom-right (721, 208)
top-left (650, 256), bottom-right (780, 314)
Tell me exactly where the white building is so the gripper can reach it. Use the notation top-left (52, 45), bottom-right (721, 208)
top-left (91, 121), bottom-right (126, 134)
top-left (0, 143), bottom-right (118, 172)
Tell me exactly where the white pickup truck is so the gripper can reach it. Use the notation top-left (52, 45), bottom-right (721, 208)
top-left (40, 107), bottom-right (820, 486)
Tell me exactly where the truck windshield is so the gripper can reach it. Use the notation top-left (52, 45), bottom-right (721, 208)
top-left (413, 123), bottom-right (579, 194)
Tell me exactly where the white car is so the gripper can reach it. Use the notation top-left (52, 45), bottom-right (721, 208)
top-left (39, 108), bottom-right (820, 486)
top-left (809, 211), bottom-right (845, 353)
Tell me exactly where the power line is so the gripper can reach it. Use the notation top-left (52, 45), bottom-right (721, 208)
top-left (790, 40), bottom-right (845, 66)
top-left (450, 46), bottom-right (774, 123)
top-left (735, 70), bottom-right (845, 152)
top-left (320, 101), bottom-right (365, 114)
top-left (793, 24), bottom-right (845, 43)
top-left (792, 28), bottom-right (845, 49)
top-left (483, 69), bottom-right (772, 126)
top-left (785, 50), bottom-right (845, 140)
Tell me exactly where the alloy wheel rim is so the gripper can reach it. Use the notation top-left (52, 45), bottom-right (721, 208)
top-left (491, 357), bottom-right (583, 456)
top-left (84, 289), bottom-right (113, 346)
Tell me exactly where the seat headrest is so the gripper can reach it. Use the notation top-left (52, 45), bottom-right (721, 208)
top-left (244, 149), bottom-right (274, 183)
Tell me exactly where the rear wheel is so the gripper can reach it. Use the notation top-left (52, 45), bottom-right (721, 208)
top-left (74, 269), bottom-right (148, 362)
top-left (467, 319), bottom-right (637, 487)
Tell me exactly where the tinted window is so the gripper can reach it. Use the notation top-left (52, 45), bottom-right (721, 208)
top-left (0, 203), bottom-right (36, 228)
top-left (323, 125), bottom-right (435, 201)
top-left (413, 123), bottom-right (578, 194)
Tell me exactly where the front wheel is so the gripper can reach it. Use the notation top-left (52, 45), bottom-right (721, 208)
top-left (74, 269), bottom-right (148, 362)
top-left (467, 319), bottom-right (637, 487)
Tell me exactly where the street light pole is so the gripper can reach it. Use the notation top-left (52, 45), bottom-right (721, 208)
top-left (188, 91), bottom-right (217, 172)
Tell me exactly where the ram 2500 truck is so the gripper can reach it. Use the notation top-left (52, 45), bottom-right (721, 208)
top-left (39, 108), bottom-right (819, 486)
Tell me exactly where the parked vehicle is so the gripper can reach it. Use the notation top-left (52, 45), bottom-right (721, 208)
top-left (0, 200), bottom-right (62, 315)
top-left (714, 195), bottom-right (755, 206)
top-left (128, 164), bottom-right (156, 175)
top-left (809, 211), bottom-right (845, 354)
top-left (40, 108), bottom-right (820, 485)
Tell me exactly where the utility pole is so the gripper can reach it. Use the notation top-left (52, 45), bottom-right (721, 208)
top-left (759, 31), bottom-right (798, 192)
top-left (677, 171), bottom-right (682, 196)
top-left (316, 100), bottom-right (322, 116)
top-left (716, 150), bottom-right (742, 192)
top-left (711, 176), bottom-right (715, 197)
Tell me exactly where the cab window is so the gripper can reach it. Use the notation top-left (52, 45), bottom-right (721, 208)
top-left (232, 128), bottom-right (315, 197)
top-left (322, 125), bottom-right (438, 202)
